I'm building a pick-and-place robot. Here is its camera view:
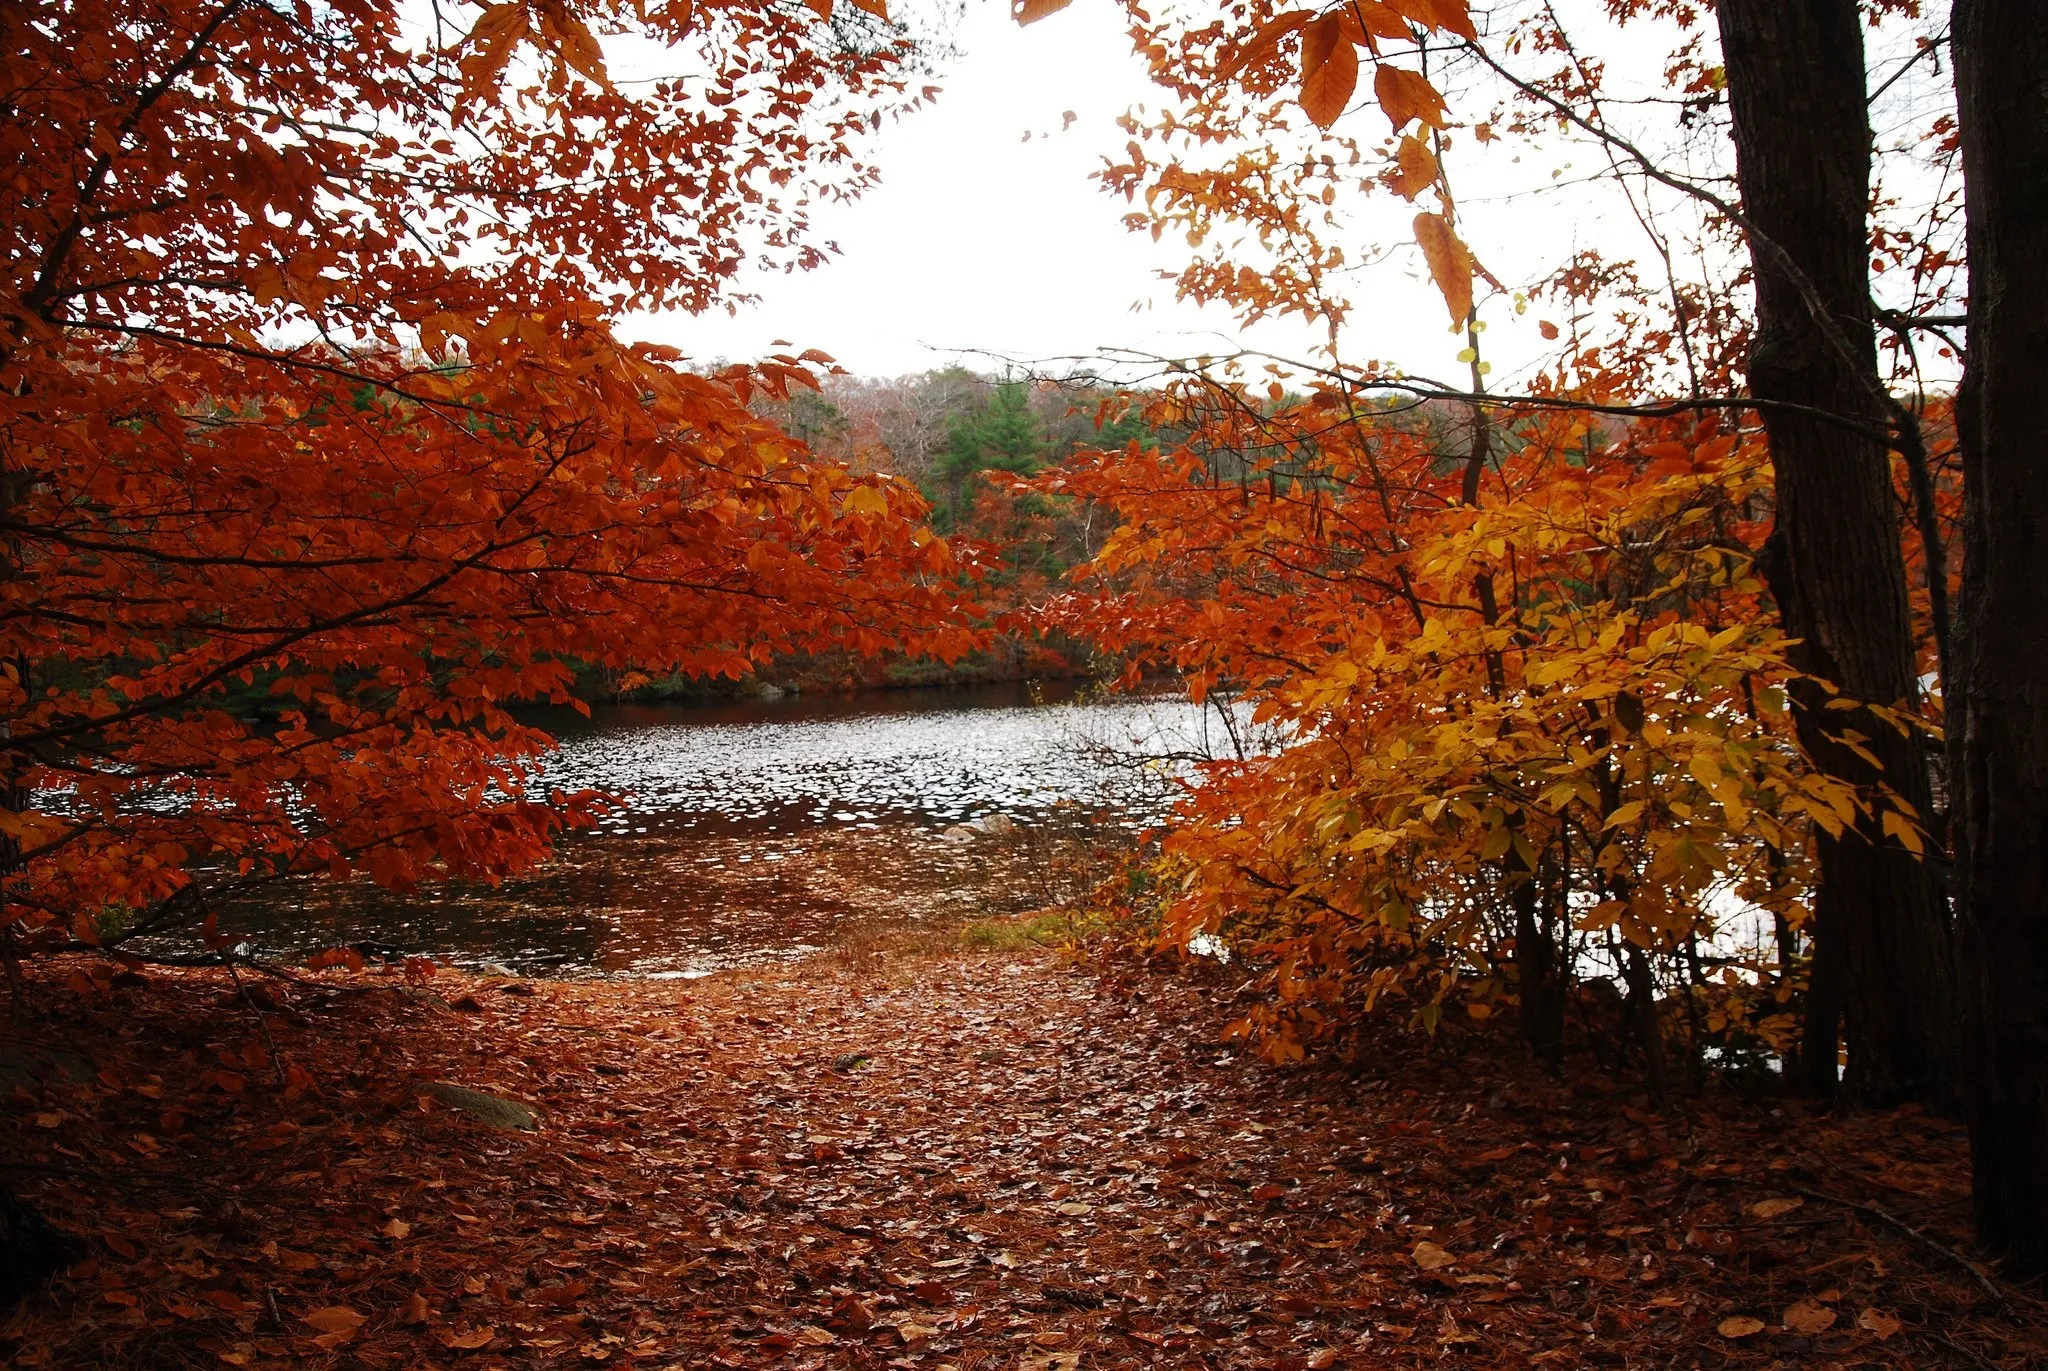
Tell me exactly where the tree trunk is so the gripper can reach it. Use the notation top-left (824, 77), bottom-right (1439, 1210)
top-left (1512, 873), bottom-right (1564, 1070)
top-left (1948, 0), bottom-right (2048, 1278)
top-left (0, 1182), bottom-right (74, 1306)
top-left (1716, 0), bottom-right (1960, 1110)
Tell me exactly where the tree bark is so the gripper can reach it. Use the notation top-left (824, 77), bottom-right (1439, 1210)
top-left (1948, 0), bottom-right (2048, 1277)
top-left (0, 1182), bottom-right (74, 1306)
top-left (1716, 0), bottom-right (1960, 1110)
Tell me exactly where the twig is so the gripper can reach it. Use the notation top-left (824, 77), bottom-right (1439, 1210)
top-left (227, 959), bottom-right (290, 1089)
top-left (1924, 1330), bottom-right (2010, 1371)
top-left (1788, 1184), bottom-right (2008, 1307)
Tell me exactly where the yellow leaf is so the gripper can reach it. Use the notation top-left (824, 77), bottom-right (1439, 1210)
top-left (845, 484), bottom-right (890, 516)
top-left (1298, 16), bottom-right (1358, 129)
top-left (1880, 809), bottom-right (1924, 855)
top-left (1413, 211), bottom-right (1474, 323)
top-left (1602, 801), bottom-right (1644, 830)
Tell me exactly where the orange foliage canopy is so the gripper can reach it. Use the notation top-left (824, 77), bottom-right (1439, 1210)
top-left (0, 0), bottom-right (976, 950)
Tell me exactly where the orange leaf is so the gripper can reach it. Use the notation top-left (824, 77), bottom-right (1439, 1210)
top-left (1372, 64), bottom-right (1449, 132)
top-left (1385, 0), bottom-right (1477, 40)
top-left (1783, 1299), bottom-right (1836, 1335)
top-left (1298, 15), bottom-right (1358, 129)
top-left (847, 0), bottom-right (889, 16)
top-left (1717, 1316), bottom-right (1766, 1339)
top-left (1390, 133), bottom-right (1437, 200)
top-left (1218, 9), bottom-right (1313, 80)
top-left (301, 1306), bottom-right (365, 1341)
top-left (1856, 1307), bottom-right (1901, 1340)
top-left (1352, 1), bottom-right (1420, 41)
top-left (1412, 211), bottom-right (1475, 323)
top-left (1013, 0), bottom-right (1072, 24)
top-left (439, 1326), bottom-right (496, 1350)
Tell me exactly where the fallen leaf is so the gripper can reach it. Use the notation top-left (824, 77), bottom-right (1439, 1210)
top-left (1857, 1306), bottom-right (1902, 1340)
top-left (792, 1325), bottom-right (835, 1346)
top-left (301, 1306), bottom-right (365, 1342)
top-left (1020, 1354), bottom-right (1081, 1371)
top-left (1411, 1240), bottom-right (1455, 1270)
top-left (1784, 1298), bottom-right (1835, 1334)
top-left (401, 1292), bottom-right (431, 1325)
top-left (438, 1325), bottom-right (495, 1350)
top-left (1055, 1201), bottom-right (1093, 1216)
top-left (1717, 1315), bottom-right (1766, 1339)
top-left (1748, 1196), bottom-right (1804, 1219)
top-left (382, 1217), bottom-right (411, 1239)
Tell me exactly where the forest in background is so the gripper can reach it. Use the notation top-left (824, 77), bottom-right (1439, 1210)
top-left (576, 368), bottom-right (1163, 699)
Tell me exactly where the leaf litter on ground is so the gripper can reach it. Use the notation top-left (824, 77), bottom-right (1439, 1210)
top-left (1, 945), bottom-right (2041, 1368)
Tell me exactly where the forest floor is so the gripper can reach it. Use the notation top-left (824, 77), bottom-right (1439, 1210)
top-left (2, 934), bottom-right (2042, 1370)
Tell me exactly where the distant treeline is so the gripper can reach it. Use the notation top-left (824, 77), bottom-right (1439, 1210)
top-left (584, 368), bottom-right (1170, 701)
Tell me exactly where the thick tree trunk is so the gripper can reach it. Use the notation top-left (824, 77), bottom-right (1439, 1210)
top-left (1716, 0), bottom-right (1960, 1110)
top-left (1948, 0), bottom-right (2048, 1278)
top-left (0, 1182), bottom-right (74, 1306)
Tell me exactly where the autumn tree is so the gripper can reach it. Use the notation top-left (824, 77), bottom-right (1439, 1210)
top-left (1015, 0), bottom-right (1981, 1098)
top-left (0, 0), bottom-right (975, 1051)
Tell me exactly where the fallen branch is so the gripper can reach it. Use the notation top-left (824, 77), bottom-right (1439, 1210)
top-left (1789, 1184), bottom-right (2008, 1308)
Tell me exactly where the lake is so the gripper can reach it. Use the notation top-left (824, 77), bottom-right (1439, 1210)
top-left (219, 682), bottom-right (1227, 977)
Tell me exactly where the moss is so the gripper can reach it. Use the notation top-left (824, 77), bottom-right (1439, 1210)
top-left (960, 910), bottom-right (1099, 952)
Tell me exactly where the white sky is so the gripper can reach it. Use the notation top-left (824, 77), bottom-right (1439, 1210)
top-left (625, 0), bottom-right (1953, 389)
top-left (627, 0), bottom-right (1397, 377)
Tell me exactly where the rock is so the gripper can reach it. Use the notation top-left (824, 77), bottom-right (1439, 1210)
top-left (478, 962), bottom-right (518, 978)
top-left (497, 981), bottom-right (538, 997)
top-left (753, 681), bottom-right (788, 700)
top-left (938, 826), bottom-right (975, 844)
top-left (831, 1052), bottom-right (871, 1072)
top-left (972, 814), bottom-right (1017, 837)
top-left (419, 1083), bottom-right (538, 1131)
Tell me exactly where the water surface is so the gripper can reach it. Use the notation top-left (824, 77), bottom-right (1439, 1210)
top-left (223, 683), bottom-right (1220, 976)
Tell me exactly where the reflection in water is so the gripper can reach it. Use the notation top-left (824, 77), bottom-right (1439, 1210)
top-left (221, 683), bottom-right (1227, 976)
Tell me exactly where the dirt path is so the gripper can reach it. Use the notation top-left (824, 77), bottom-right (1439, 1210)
top-left (1, 944), bottom-right (2038, 1368)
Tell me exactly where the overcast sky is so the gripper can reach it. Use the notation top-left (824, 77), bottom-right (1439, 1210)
top-left (625, 0), bottom-right (1950, 390)
top-left (626, 0), bottom-right (1376, 378)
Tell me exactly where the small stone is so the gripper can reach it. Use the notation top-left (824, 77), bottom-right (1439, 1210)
top-left (420, 1083), bottom-right (538, 1131)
